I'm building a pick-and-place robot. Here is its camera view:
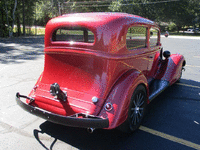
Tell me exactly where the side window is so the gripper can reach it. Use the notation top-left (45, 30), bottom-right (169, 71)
top-left (52, 27), bottom-right (94, 43)
top-left (126, 26), bottom-right (147, 50)
top-left (150, 28), bottom-right (158, 47)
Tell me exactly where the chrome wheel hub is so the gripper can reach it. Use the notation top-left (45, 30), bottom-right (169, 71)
top-left (130, 92), bottom-right (144, 126)
top-left (135, 107), bottom-right (140, 114)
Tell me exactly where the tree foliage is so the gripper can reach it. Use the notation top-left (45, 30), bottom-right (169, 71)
top-left (0, 0), bottom-right (39, 37)
top-left (0, 0), bottom-right (200, 37)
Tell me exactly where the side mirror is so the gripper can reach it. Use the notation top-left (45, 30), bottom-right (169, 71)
top-left (163, 50), bottom-right (171, 59)
top-left (150, 31), bottom-right (153, 37)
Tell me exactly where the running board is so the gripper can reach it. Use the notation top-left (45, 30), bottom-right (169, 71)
top-left (149, 80), bottom-right (169, 101)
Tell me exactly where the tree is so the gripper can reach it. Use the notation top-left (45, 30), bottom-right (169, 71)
top-left (0, 0), bottom-right (199, 37)
top-left (189, 0), bottom-right (200, 29)
top-left (158, 0), bottom-right (195, 32)
top-left (0, 0), bottom-right (9, 37)
top-left (109, 0), bottom-right (198, 32)
top-left (0, 0), bottom-right (11, 37)
top-left (0, 0), bottom-right (39, 37)
top-left (10, 0), bottom-right (17, 37)
top-left (63, 0), bottom-right (111, 13)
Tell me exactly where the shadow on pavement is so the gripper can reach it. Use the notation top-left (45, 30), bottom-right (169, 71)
top-left (0, 36), bottom-right (44, 64)
top-left (33, 78), bottom-right (200, 150)
top-left (143, 78), bottom-right (200, 145)
top-left (34, 122), bottom-right (131, 150)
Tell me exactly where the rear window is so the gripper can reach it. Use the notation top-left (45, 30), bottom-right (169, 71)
top-left (52, 27), bottom-right (94, 43)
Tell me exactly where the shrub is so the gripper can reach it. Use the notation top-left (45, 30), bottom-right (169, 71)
top-left (168, 23), bottom-right (177, 32)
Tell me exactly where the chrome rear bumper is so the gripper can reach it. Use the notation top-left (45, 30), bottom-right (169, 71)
top-left (16, 93), bottom-right (109, 128)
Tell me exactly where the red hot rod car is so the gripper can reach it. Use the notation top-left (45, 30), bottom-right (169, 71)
top-left (16, 12), bottom-right (185, 133)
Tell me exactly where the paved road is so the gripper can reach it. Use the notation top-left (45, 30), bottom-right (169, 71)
top-left (0, 36), bottom-right (200, 150)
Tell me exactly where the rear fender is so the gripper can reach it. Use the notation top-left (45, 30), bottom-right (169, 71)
top-left (155, 54), bottom-right (185, 84)
top-left (28, 72), bottom-right (44, 99)
top-left (98, 70), bottom-right (148, 129)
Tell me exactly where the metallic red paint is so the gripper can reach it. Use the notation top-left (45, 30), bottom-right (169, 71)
top-left (16, 12), bottom-right (185, 130)
top-left (98, 70), bottom-right (148, 129)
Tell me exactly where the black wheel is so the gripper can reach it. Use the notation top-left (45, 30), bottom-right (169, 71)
top-left (118, 85), bottom-right (147, 133)
top-left (177, 69), bottom-right (182, 82)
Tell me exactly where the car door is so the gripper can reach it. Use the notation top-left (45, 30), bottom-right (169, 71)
top-left (146, 27), bottom-right (161, 83)
top-left (125, 26), bottom-right (149, 76)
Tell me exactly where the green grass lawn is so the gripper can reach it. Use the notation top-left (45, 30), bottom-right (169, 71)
top-left (13, 26), bottom-right (45, 36)
top-left (12, 26), bottom-right (200, 37)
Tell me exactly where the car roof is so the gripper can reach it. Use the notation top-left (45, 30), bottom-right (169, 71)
top-left (45, 12), bottom-right (158, 51)
top-left (47, 12), bottom-right (156, 28)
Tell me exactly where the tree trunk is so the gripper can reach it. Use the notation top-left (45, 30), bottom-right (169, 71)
top-left (10, 0), bottom-right (17, 37)
top-left (16, 0), bottom-right (21, 37)
top-left (0, 7), bottom-right (3, 37)
top-left (5, 1), bottom-right (10, 36)
top-left (22, 0), bottom-right (25, 36)
top-left (177, 25), bottom-right (181, 34)
top-left (16, 12), bottom-right (21, 36)
top-left (1, 7), bottom-right (7, 37)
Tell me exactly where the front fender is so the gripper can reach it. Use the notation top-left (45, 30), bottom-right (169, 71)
top-left (156, 54), bottom-right (185, 85)
top-left (98, 70), bottom-right (148, 129)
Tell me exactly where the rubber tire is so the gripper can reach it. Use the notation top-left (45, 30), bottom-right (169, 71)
top-left (177, 64), bottom-right (184, 83)
top-left (118, 85), bottom-right (147, 133)
top-left (176, 70), bottom-right (182, 83)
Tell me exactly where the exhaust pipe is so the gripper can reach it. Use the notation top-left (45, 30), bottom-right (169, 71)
top-left (87, 128), bottom-right (95, 133)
